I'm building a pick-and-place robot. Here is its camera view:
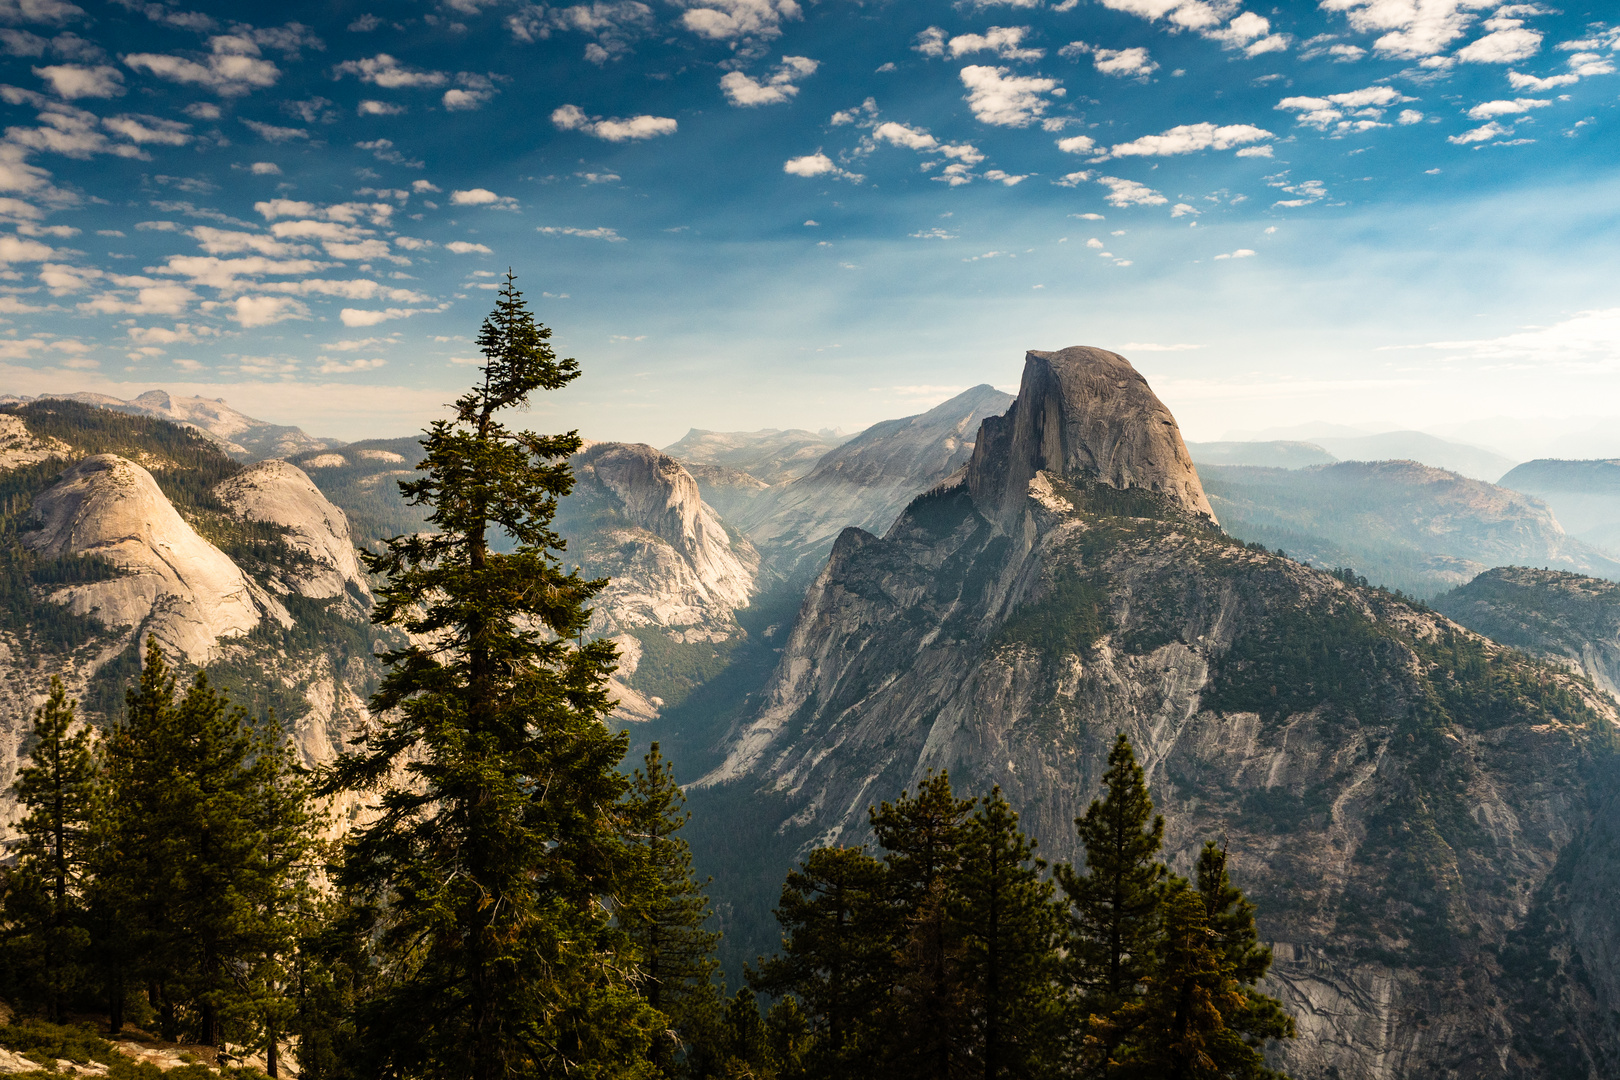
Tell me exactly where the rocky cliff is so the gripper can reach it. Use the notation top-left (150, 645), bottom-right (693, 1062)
top-left (1436, 567), bottom-right (1620, 702)
top-left (731, 385), bottom-right (1014, 578)
top-left (558, 442), bottom-right (761, 722)
top-left (695, 346), bottom-right (1620, 1080)
top-left (215, 459), bottom-right (369, 604)
top-left (1202, 459), bottom-right (1620, 598)
top-left (24, 455), bottom-right (289, 664)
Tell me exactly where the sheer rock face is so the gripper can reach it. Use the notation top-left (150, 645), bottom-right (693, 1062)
top-left (700, 352), bottom-right (1620, 1079)
top-left (23, 454), bottom-right (288, 663)
top-left (733, 384), bottom-right (1015, 578)
top-left (968, 347), bottom-right (1215, 527)
top-left (561, 443), bottom-right (761, 722)
top-left (215, 459), bottom-right (369, 602)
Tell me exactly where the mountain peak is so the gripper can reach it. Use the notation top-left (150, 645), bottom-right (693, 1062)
top-left (967, 346), bottom-right (1216, 525)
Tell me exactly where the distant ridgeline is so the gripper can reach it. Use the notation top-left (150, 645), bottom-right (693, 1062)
top-left (0, 400), bottom-right (385, 771)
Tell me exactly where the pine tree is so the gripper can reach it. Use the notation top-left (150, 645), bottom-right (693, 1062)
top-left (320, 274), bottom-right (658, 1079)
top-left (1191, 843), bottom-right (1294, 1072)
top-left (951, 788), bottom-right (1065, 1080)
top-left (621, 743), bottom-right (723, 1076)
top-left (1056, 733), bottom-right (1168, 1070)
top-left (869, 771), bottom-right (974, 1080)
top-left (5, 677), bottom-right (96, 1021)
top-left (748, 845), bottom-right (893, 1078)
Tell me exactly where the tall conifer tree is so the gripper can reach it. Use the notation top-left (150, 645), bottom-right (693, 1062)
top-left (869, 772), bottom-right (974, 1080)
top-left (6, 677), bottom-right (96, 1022)
top-left (951, 788), bottom-right (1064, 1080)
top-left (749, 845), bottom-right (892, 1079)
top-left (1057, 733), bottom-right (1168, 1070)
top-left (621, 743), bottom-right (722, 1075)
top-left (321, 274), bottom-right (657, 1079)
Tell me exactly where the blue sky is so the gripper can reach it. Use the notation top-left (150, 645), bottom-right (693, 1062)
top-left (0, 0), bottom-right (1615, 451)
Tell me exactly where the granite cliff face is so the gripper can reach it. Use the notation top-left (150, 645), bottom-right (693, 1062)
top-left (23, 455), bottom-right (289, 664)
top-left (559, 442), bottom-right (761, 721)
top-left (215, 459), bottom-right (369, 603)
top-left (732, 385), bottom-right (1014, 578)
top-left (697, 346), bottom-right (1620, 1080)
top-left (967, 347), bottom-right (1215, 527)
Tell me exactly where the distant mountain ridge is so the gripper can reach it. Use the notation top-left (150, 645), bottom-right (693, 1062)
top-left (1, 390), bottom-right (341, 461)
top-left (1497, 458), bottom-right (1620, 556)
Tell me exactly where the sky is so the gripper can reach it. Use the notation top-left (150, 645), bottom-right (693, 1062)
top-left (0, 0), bottom-right (1616, 453)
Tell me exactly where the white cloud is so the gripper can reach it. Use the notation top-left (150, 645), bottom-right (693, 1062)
top-left (983, 169), bottom-right (1026, 185)
top-left (1565, 51), bottom-right (1614, 77)
top-left (126, 323), bottom-right (214, 345)
top-left (79, 281), bottom-right (197, 315)
top-left (0, 233), bottom-right (53, 262)
top-left (1073, 43), bottom-right (1160, 77)
top-left (355, 138), bottom-right (423, 168)
top-left (1397, 108), bottom-right (1424, 124)
top-left (1506, 69), bottom-right (1577, 90)
top-left (913, 26), bottom-right (946, 57)
top-left (1097, 0), bottom-right (1290, 54)
top-left (189, 225), bottom-right (311, 256)
top-left (1096, 175), bottom-right (1167, 206)
top-left (33, 62), bottom-right (121, 97)
top-left (1319, 0), bottom-right (1492, 59)
top-left (332, 53), bottom-right (447, 88)
top-left (232, 294), bottom-right (308, 327)
top-left (1448, 120), bottom-right (1509, 143)
top-left (249, 161), bottom-right (281, 174)
top-left (444, 240), bottom-right (493, 253)
top-left (873, 121), bottom-right (937, 151)
top-left (241, 118), bottom-right (306, 142)
top-left (443, 88), bottom-right (493, 110)
top-left (1213, 248), bottom-right (1256, 259)
top-left (123, 38), bottom-right (282, 96)
top-left (958, 65), bottom-right (1061, 127)
top-left (358, 99), bottom-right (404, 116)
top-left (782, 152), bottom-right (862, 181)
top-left (451, 187), bottom-right (520, 210)
top-left (720, 55), bottom-right (818, 106)
top-left (317, 356), bottom-right (386, 373)
top-left (1269, 175), bottom-right (1327, 206)
top-left (340, 306), bottom-right (422, 326)
top-left (551, 103), bottom-right (677, 141)
top-left (670, 0), bottom-right (803, 54)
top-left (412, 179), bottom-right (440, 193)
top-left (1456, 17), bottom-right (1541, 63)
top-left (1056, 134), bottom-right (1095, 154)
top-left (1097, 122), bottom-right (1272, 159)
top-left (1390, 308), bottom-right (1620, 367)
top-left (0, 0), bottom-right (84, 27)
top-left (1467, 96), bottom-right (1551, 119)
top-left (1275, 85), bottom-right (1412, 132)
top-left (537, 225), bottom-right (625, 240)
top-left (948, 26), bottom-right (1044, 61)
top-left (1171, 202), bottom-right (1199, 217)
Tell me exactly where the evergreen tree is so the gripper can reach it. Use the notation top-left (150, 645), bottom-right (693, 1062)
top-left (1191, 843), bottom-right (1294, 1071)
top-left (320, 274), bottom-right (658, 1079)
top-left (621, 743), bottom-right (723, 1076)
top-left (951, 788), bottom-right (1064, 1080)
top-left (1056, 734), bottom-right (1168, 1070)
top-left (869, 772), bottom-right (974, 1080)
top-left (5, 677), bottom-right (96, 1021)
top-left (749, 845), bottom-right (893, 1078)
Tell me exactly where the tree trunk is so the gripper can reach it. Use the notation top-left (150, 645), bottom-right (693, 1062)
top-left (267, 1024), bottom-right (278, 1079)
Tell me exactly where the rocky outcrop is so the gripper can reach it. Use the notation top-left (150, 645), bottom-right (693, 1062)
top-left (1203, 460), bottom-right (1620, 598)
top-left (22, 455), bottom-right (288, 663)
top-left (697, 350), bottom-right (1620, 1079)
top-left (559, 442), bottom-right (761, 721)
top-left (1435, 567), bottom-right (1620, 701)
top-left (665, 426), bottom-right (851, 484)
top-left (967, 347), bottom-right (1216, 527)
top-left (214, 459), bottom-right (369, 602)
top-left (732, 385), bottom-right (1014, 578)
top-left (0, 413), bottom-right (70, 470)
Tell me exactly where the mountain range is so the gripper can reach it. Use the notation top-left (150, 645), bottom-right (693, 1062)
top-left (3, 370), bottom-right (1620, 1077)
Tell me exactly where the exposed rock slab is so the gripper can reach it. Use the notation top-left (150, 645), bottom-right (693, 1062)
top-left (968, 347), bottom-right (1216, 526)
top-left (23, 454), bottom-right (288, 663)
top-left (0, 413), bottom-right (70, 470)
top-left (214, 459), bottom-right (369, 601)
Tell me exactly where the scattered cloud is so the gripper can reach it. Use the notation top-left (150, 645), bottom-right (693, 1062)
top-left (241, 118), bottom-right (307, 142)
top-left (1467, 97), bottom-right (1551, 119)
top-left (123, 37), bottom-right (282, 96)
top-left (507, 1), bottom-right (657, 63)
top-left (958, 65), bottom-right (1062, 127)
top-left (1448, 120), bottom-right (1509, 144)
top-left (1097, 122), bottom-right (1273, 160)
top-left (1060, 41), bottom-right (1158, 77)
top-left (783, 152), bottom-right (862, 182)
top-left (551, 102), bottom-right (676, 140)
top-left (451, 187), bottom-right (520, 209)
top-left (720, 55), bottom-right (818, 106)
top-left (1276, 85), bottom-right (1412, 133)
top-left (1213, 248), bottom-right (1257, 259)
top-left (1096, 175), bottom-right (1166, 207)
top-left (357, 99), bottom-right (404, 116)
top-left (33, 61), bottom-right (121, 97)
top-left (444, 240), bottom-right (493, 253)
top-left (1456, 15), bottom-right (1541, 64)
top-left (332, 53), bottom-right (447, 88)
top-left (948, 26), bottom-right (1044, 62)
